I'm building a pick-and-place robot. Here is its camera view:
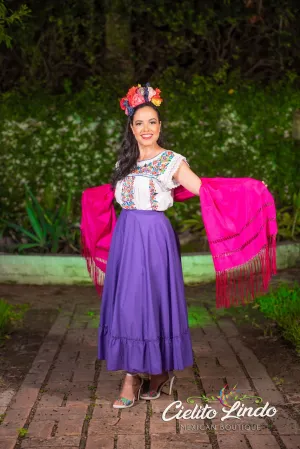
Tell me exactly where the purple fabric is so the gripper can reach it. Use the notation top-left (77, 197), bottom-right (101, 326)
top-left (98, 209), bottom-right (193, 374)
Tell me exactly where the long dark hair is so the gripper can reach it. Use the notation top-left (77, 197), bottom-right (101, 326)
top-left (110, 102), bottom-right (165, 188)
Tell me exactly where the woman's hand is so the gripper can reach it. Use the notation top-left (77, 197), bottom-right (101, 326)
top-left (172, 161), bottom-right (202, 196)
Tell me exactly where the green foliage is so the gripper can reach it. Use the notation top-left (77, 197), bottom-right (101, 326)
top-left (1, 0), bottom-right (300, 91)
top-left (17, 428), bottom-right (28, 438)
top-left (2, 185), bottom-right (79, 253)
top-left (0, 1), bottom-right (31, 48)
top-left (277, 191), bottom-right (300, 240)
top-left (0, 299), bottom-right (28, 337)
top-left (255, 283), bottom-right (300, 353)
top-left (188, 306), bottom-right (212, 328)
top-left (1, 77), bottom-right (300, 249)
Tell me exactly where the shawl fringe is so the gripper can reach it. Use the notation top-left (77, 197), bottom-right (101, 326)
top-left (81, 231), bottom-right (105, 296)
top-left (215, 234), bottom-right (277, 308)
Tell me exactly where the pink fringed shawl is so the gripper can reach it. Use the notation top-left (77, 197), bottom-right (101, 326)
top-left (81, 177), bottom-right (277, 308)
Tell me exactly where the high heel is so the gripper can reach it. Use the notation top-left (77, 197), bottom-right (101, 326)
top-left (140, 372), bottom-right (176, 400)
top-left (113, 374), bottom-right (143, 409)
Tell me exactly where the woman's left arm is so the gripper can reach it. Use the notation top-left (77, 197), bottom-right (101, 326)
top-left (173, 161), bottom-right (202, 196)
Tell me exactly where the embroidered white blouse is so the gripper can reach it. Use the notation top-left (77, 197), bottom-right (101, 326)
top-left (114, 150), bottom-right (189, 211)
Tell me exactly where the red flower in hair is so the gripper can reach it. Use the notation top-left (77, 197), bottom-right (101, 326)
top-left (120, 97), bottom-right (127, 111)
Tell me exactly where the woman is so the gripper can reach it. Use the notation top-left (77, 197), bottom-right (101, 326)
top-left (98, 84), bottom-right (202, 408)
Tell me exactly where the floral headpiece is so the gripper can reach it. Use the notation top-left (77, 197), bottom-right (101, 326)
top-left (120, 83), bottom-right (163, 116)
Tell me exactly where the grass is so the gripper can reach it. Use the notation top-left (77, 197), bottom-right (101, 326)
top-left (188, 306), bottom-right (212, 328)
top-left (255, 282), bottom-right (300, 353)
top-left (0, 299), bottom-right (29, 338)
top-left (211, 282), bottom-right (300, 354)
top-left (18, 428), bottom-right (28, 437)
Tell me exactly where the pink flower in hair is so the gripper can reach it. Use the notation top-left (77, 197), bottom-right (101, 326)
top-left (131, 92), bottom-right (145, 108)
top-left (147, 87), bottom-right (156, 100)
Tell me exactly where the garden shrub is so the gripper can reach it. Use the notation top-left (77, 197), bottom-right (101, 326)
top-left (255, 283), bottom-right (300, 353)
top-left (1, 78), bottom-right (299, 239)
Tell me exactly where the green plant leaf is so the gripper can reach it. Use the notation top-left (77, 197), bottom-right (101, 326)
top-left (4, 222), bottom-right (40, 242)
top-left (25, 204), bottom-right (45, 243)
top-left (17, 243), bottom-right (40, 252)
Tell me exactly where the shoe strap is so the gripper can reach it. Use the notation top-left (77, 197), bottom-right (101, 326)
top-left (116, 397), bottom-right (133, 405)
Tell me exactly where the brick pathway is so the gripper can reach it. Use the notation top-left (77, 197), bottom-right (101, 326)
top-left (0, 302), bottom-right (299, 449)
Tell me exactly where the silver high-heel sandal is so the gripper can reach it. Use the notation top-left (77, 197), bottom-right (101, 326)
top-left (113, 373), bottom-right (143, 409)
top-left (140, 371), bottom-right (176, 400)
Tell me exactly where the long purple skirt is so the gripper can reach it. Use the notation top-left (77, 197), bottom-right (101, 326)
top-left (98, 208), bottom-right (193, 374)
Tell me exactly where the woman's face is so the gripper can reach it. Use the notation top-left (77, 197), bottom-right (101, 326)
top-left (130, 106), bottom-right (161, 147)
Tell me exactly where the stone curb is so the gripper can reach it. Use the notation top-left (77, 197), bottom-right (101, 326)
top-left (0, 242), bottom-right (299, 286)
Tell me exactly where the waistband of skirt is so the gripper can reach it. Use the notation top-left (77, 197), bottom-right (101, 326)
top-left (121, 208), bottom-right (165, 215)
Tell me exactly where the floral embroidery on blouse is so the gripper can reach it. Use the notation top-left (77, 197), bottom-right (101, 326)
top-left (132, 150), bottom-right (175, 177)
top-left (149, 179), bottom-right (159, 210)
top-left (121, 176), bottom-right (136, 209)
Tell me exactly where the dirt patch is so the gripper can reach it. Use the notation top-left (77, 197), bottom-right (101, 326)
top-left (0, 284), bottom-right (99, 309)
top-left (0, 307), bottom-right (58, 398)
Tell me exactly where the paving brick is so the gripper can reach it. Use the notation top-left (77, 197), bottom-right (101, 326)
top-left (56, 346), bottom-right (79, 364)
top-left (189, 328), bottom-right (206, 343)
top-left (72, 368), bottom-right (95, 382)
top-left (38, 391), bottom-right (65, 408)
top-left (33, 405), bottom-right (88, 422)
top-left (0, 425), bottom-right (20, 438)
top-left (269, 407), bottom-right (300, 435)
top-left (27, 420), bottom-right (54, 438)
top-left (201, 377), bottom-right (226, 397)
top-left (149, 412), bottom-right (176, 434)
top-left (281, 435), bottom-right (300, 449)
top-left (117, 434), bottom-right (145, 449)
top-left (98, 369), bottom-right (123, 382)
top-left (20, 436), bottom-right (80, 447)
top-left (92, 404), bottom-right (119, 420)
top-left (195, 357), bottom-right (227, 378)
top-left (217, 434), bottom-right (249, 449)
top-left (192, 343), bottom-right (213, 357)
top-left (115, 412), bottom-right (145, 435)
top-left (224, 376), bottom-right (252, 391)
top-left (151, 433), bottom-right (211, 448)
top-left (251, 378), bottom-right (285, 405)
top-left (9, 386), bottom-right (39, 409)
top-left (65, 382), bottom-right (92, 407)
top-left (174, 367), bottom-right (195, 378)
top-left (96, 381), bottom-right (120, 405)
top-left (77, 350), bottom-right (97, 365)
top-left (174, 378), bottom-right (199, 401)
top-left (201, 324), bottom-right (222, 340)
top-left (47, 370), bottom-right (72, 383)
top-left (2, 406), bottom-right (31, 425)
top-left (0, 439), bottom-right (17, 449)
top-left (150, 396), bottom-right (177, 414)
top-left (207, 339), bottom-right (236, 358)
top-left (88, 417), bottom-right (121, 436)
top-left (23, 372), bottom-right (47, 385)
top-left (85, 435), bottom-right (115, 449)
top-left (0, 390), bottom-right (15, 408)
top-left (217, 319), bottom-right (239, 338)
top-left (246, 434), bottom-right (281, 448)
top-left (55, 416), bottom-right (84, 436)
